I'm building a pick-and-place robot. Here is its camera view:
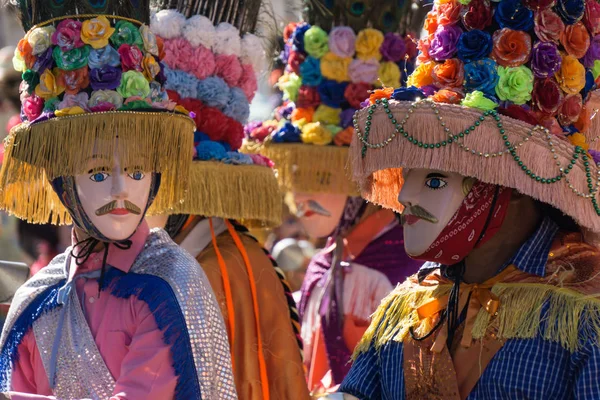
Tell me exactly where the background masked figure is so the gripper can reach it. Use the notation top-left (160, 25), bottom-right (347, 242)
top-left (334, 0), bottom-right (600, 396)
top-left (146, 3), bottom-right (308, 399)
top-left (0, 1), bottom-right (236, 398)
top-left (243, 1), bottom-right (424, 393)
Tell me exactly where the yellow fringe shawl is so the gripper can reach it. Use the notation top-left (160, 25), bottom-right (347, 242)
top-left (0, 112), bottom-right (195, 224)
top-left (354, 281), bottom-right (600, 358)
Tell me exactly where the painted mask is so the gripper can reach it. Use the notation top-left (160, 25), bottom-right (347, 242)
top-left (294, 192), bottom-right (348, 238)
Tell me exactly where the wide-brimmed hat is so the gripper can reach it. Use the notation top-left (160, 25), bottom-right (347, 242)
top-left (351, 0), bottom-right (600, 232)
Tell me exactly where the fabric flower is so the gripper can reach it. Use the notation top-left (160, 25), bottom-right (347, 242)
top-left (436, 0), bottom-right (462, 25)
top-left (292, 23), bottom-right (311, 54)
top-left (328, 26), bottom-right (356, 58)
top-left (320, 52), bottom-right (351, 83)
top-left (593, 59), bottom-right (600, 79)
top-left (35, 69), bottom-right (65, 99)
top-left (52, 45), bottom-right (90, 71)
top-left (424, 12), bottom-right (439, 38)
top-left (407, 61), bottom-right (436, 88)
top-left (345, 82), bottom-right (372, 108)
top-left (461, 90), bottom-right (498, 110)
top-left (495, 65), bottom-right (534, 105)
top-left (584, 0), bottom-right (600, 36)
top-left (118, 44), bottom-right (143, 72)
top-left (52, 19), bottom-right (83, 51)
top-left (495, 0), bottom-right (534, 31)
top-left (313, 104), bottom-right (341, 125)
top-left (278, 72), bottom-right (302, 102)
top-left (196, 76), bottom-right (229, 109)
top-left (559, 94), bottom-right (583, 124)
top-left (22, 70), bottom-right (40, 93)
top-left (462, 0), bottom-right (493, 31)
top-left (239, 64), bottom-right (258, 101)
top-left (284, 22), bottom-right (299, 41)
top-left (457, 30), bottom-right (492, 63)
top-left (378, 62), bottom-right (401, 87)
top-left (15, 38), bottom-right (35, 72)
top-left (491, 29), bottom-right (532, 67)
top-left (297, 86), bottom-right (320, 109)
top-left (535, 9), bottom-right (565, 44)
top-left (288, 50), bottom-right (306, 75)
top-left (301, 122), bottom-right (333, 145)
top-left (522, 0), bottom-right (555, 9)
top-left (532, 78), bottom-right (563, 114)
top-left (429, 25), bottom-right (462, 61)
top-left (304, 26), bottom-right (329, 59)
top-left (117, 70), bottom-right (150, 98)
top-left (89, 66), bottom-right (122, 90)
top-left (215, 54), bottom-right (243, 86)
top-left (162, 37), bottom-right (192, 71)
top-left (405, 35), bottom-right (418, 59)
top-left (81, 16), bottom-right (116, 49)
top-left (56, 67), bottom-right (89, 95)
top-left (417, 38), bottom-right (432, 64)
top-left (28, 26), bottom-right (55, 56)
top-left (58, 92), bottom-right (89, 110)
top-left (560, 22), bottom-right (591, 59)
top-left (54, 106), bottom-right (86, 117)
top-left (556, 55), bottom-right (586, 94)
top-left (530, 41), bottom-right (562, 78)
top-left (33, 48), bottom-right (54, 74)
top-left (339, 108), bottom-right (356, 129)
top-left (139, 25), bottom-right (159, 56)
top-left (318, 80), bottom-right (348, 108)
top-left (432, 58), bottom-right (464, 88)
top-left (333, 127), bottom-right (353, 146)
top-left (272, 121), bottom-right (302, 143)
top-left (500, 104), bottom-right (540, 125)
top-left (555, 0), bottom-right (585, 25)
top-left (22, 95), bottom-right (44, 121)
top-left (300, 56), bottom-right (323, 86)
top-left (110, 21), bottom-right (143, 49)
top-left (89, 90), bottom-right (124, 109)
top-left (392, 86), bottom-right (426, 101)
top-left (381, 33), bottom-right (406, 62)
top-left (142, 54), bottom-right (160, 81)
top-left (291, 107), bottom-right (314, 123)
top-left (355, 29), bottom-right (385, 61)
top-left (369, 88), bottom-right (394, 104)
top-left (348, 58), bottom-right (380, 84)
top-left (88, 45), bottom-right (121, 69)
top-left (584, 35), bottom-right (600, 67)
top-left (463, 58), bottom-right (499, 96)
top-left (188, 45), bottom-right (216, 81)
top-left (431, 89), bottom-right (463, 104)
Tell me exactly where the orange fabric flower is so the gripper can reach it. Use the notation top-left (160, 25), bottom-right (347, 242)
top-left (430, 89), bottom-right (463, 104)
top-left (56, 67), bottom-right (89, 95)
top-left (369, 87), bottom-right (394, 105)
top-left (432, 58), bottom-right (464, 88)
top-left (333, 126), bottom-right (354, 146)
top-left (437, 0), bottom-right (461, 26)
top-left (424, 12), bottom-right (439, 38)
top-left (560, 22), bottom-right (591, 59)
top-left (156, 36), bottom-right (165, 60)
top-left (291, 107), bottom-right (314, 123)
top-left (556, 55), bottom-right (586, 95)
top-left (17, 38), bottom-right (36, 70)
top-left (491, 28), bottom-right (532, 67)
top-left (575, 91), bottom-right (600, 133)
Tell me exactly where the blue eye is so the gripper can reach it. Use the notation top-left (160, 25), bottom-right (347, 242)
top-left (425, 177), bottom-right (447, 190)
top-left (128, 171), bottom-right (145, 181)
top-left (90, 172), bottom-right (109, 182)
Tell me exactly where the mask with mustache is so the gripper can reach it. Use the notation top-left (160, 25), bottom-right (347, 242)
top-left (296, 199), bottom-right (332, 218)
top-left (95, 200), bottom-right (142, 216)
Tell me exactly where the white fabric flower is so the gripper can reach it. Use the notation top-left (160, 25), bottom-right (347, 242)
top-left (213, 23), bottom-right (241, 56)
top-left (241, 33), bottom-right (266, 74)
top-left (89, 90), bottom-right (124, 109)
top-left (150, 10), bottom-right (185, 39)
top-left (28, 26), bottom-right (55, 55)
top-left (183, 15), bottom-right (216, 48)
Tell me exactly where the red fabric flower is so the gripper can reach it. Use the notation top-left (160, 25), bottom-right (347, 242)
top-left (195, 106), bottom-right (228, 142)
top-left (226, 119), bottom-right (245, 150)
top-left (522, 0), bottom-right (555, 10)
top-left (167, 89), bottom-right (180, 103)
top-left (462, 0), bottom-right (493, 31)
top-left (296, 86), bottom-right (321, 109)
top-left (437, 0), bottom-right (462, 25)
top-left (500, 104), bottom-right (540, 125)
top-left (560, 22), bottom-right (591, 59)
top-left (559, 94), bottom-right (583, 125)
top-left (585, 0), bottom-right (600, 36)
top-left (532, 78), bottom-right (563, 115)
top-left (284, 23), bottom-right (298, 41)
top-left (344, 82), bottom-right (372, 109)
top-left (287, 51), bottom-right (306, 75)
top-left (535, 9), bottom-right (565, 44)
top-left (492, 29), bottom-right (532, 67)
top-left (118, 44), bottom-right (143, 72)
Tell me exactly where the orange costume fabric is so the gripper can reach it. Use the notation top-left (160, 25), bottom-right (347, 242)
top-left (176, 217), bottom-right (309, 400)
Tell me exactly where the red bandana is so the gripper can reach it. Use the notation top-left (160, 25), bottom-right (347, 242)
top-left (412, 181), bottom-right (512, 265)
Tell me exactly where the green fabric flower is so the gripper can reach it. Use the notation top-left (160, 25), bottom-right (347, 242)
top-left (461, 90), bottom-right (498, 110)
top-left (22, 69), bottom-right (40, 94)
top-left (117, 70), bottom-right (151, 98)
top-left (458, 0), bottom-right (472, 5)
top-left (279, 73), bottom-right (302, 102)
top-left (119, 100), bottom-right (151, 111)
top-left (592, 60), bottom-right (600, 80)
top-left (52, 45), bottom-right (90, 71)
top-left (495, 65), bottom-right (533, 105)
top-left (43, 97), bottom-right (60, 112)
top-left (304, 26), bottom-right (329, 59)
top-left (326, 125), bottom-right (343, 136)
top-left (110, 21), bottom-right (144, 49)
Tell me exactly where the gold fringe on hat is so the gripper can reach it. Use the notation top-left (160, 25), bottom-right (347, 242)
top-left (242, 140), bottom-right (359, 196)
top-left (0, 111), bottom-right (195, 224)
top-left (164, 161), bottom-right (283, 228)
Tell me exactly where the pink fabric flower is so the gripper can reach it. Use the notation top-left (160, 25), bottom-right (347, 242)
top-left (163, 38), bottom-right (193, 71)
top-left (215, 54), bottom-right (243, 87)
top-left (58, 92), bottom-right (90, 110)
top-left (190, 45), bottom-right (216, 80)
top-left (249, 153), bottom-right (274, 167)
top-left (118, 44), bottom-right (144, 72)
top-left (559, 94), bottom-right (583, 125)
top-left (584, 0), bottom-right (600, 36)
top-left (535, 9), bottom-right (565, 44)
top-left (52, 19), bottom-right (84, 51)
top-left (90, 101), bottom-right (117, 112)
top-left (348, 58), bottom-right (380, 84)
top-left (239, 64), bottom-right (258, 101)
top-left (328, 26), bottom-right (356, 58)
top-left (23, 95), bottom-right (44, 121)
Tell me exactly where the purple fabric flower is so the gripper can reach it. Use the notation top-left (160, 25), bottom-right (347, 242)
top-left (359, 99), bottom-right (370, 108)
top-left (31, 111), bottom-right (56, 124)
top-left (429, 25), bottom-right (463, 61)
top-left (583, 35), bottom-right (600, 67)
top-left (531, 41), bottom-right (562, 78)
top-left (340, 108), bottom-right (357, 128)
top-left (380, 33), bottom-right (406, 62)
top-left (244, 121), bottom-right (263, 137)
top-left (589, 149), bottom-right (600, 164)
top-left (420, 84), bottom-right (438, 97)
top-left (155, 62), bottom-right (167, 85)
top-left (32, 48), bottom-right (53, 74)
top-left (89, 66), bottom-right (122, 90)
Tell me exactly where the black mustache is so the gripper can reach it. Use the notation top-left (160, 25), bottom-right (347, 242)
top-left (402, 205), bottom-right (438, 224)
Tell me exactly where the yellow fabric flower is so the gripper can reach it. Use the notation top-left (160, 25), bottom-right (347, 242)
top-left (35, 69), bottom-right (65, 99)
top-left (556, 55), bottom-right (586, 95)
top-left (568, 132), bottom-right (589, 150)
top-left (378, 61), bottom-right (401, 88)
top-left (407, 62), bottom-right (435, 88)
top-left (28, 26), bottom-right (55, 55)
top-left (320, 52), bottom-right (351, 82)
top-left (355, 29), bottom-right (385, 61)
top-left (313, 104), bottom-right (341, 125)
top-left (81, 16), bottom-right (116, 49)
top-left (277, 72), bottom-right (302, 102)
top-left (142, 54), bottom-right (160, 81)
top-left (55, 106), bottom-right (86, 117)
top-left (174, 105), bottom-right (189, 115)
top-left (12, 51), bottom-right (25, 72)
top-left (301, 122), bottom-right (333, 145)
top-left (139, 25), bottom-right (159, 56)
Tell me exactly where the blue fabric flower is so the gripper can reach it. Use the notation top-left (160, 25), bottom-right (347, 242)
top-left (457, 30), bottom-right (493, 63)
top-left (564, 125), bottom-right (579, 134)
top-left (220, 142), bottom-right (232, 152)
top-left (88, 45), bottom-right (121, 69)
top-left (272, 122), bottom-right (302, 143)
top-left (292, 24), bottom-right (311, 54)
top-left (195, 141), bottom-right (227, 161)
top-left (494, 0), bottom-right (534, 31)
top-left (300, 56), bottom-right (322, 87)
top-left (392, 86), bottom-right (426, 101)
top-left (223, 87), bottom-right (250, 124)
top-left (583, 70), bottom-right (596, 99)
top-left (464, 58), bottom-right (499, 97)
top-left (223, 152), bottom-right (253, 165)
top-left (555, 0), bottom-right (585, 24)
top-left (317, 79), bottom-right (348, 108)
top-left (194, 131), bottom-right (210, 142)
top-left (164, 66), bottom-right (198, 99)
top-left (197, 76), bottom-right (230, 110)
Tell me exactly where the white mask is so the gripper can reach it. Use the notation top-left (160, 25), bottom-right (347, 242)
top-left (294, 192), bottom-right (348, 238)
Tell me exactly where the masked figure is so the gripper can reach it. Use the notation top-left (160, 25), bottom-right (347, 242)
top-left (332, 0), bottom-right (600, 397)
top-left (0, 1), bottom-right (237, 398)
top-left (145, 3), bottom-right (308, 399)
top-left (243, 6), bottom-right (422, 394)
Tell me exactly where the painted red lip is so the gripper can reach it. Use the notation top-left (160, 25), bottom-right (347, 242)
top-left (405, 215), bottom-right (420, 226)
top-left (109, 208), bottom-right (130, 215)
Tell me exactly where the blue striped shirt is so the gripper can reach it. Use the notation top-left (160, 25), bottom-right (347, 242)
top-left (340, 218), bottom-right (600, 399)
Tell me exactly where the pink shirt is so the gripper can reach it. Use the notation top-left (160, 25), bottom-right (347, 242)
top-left (9, 222), bottom-right (178, 400)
